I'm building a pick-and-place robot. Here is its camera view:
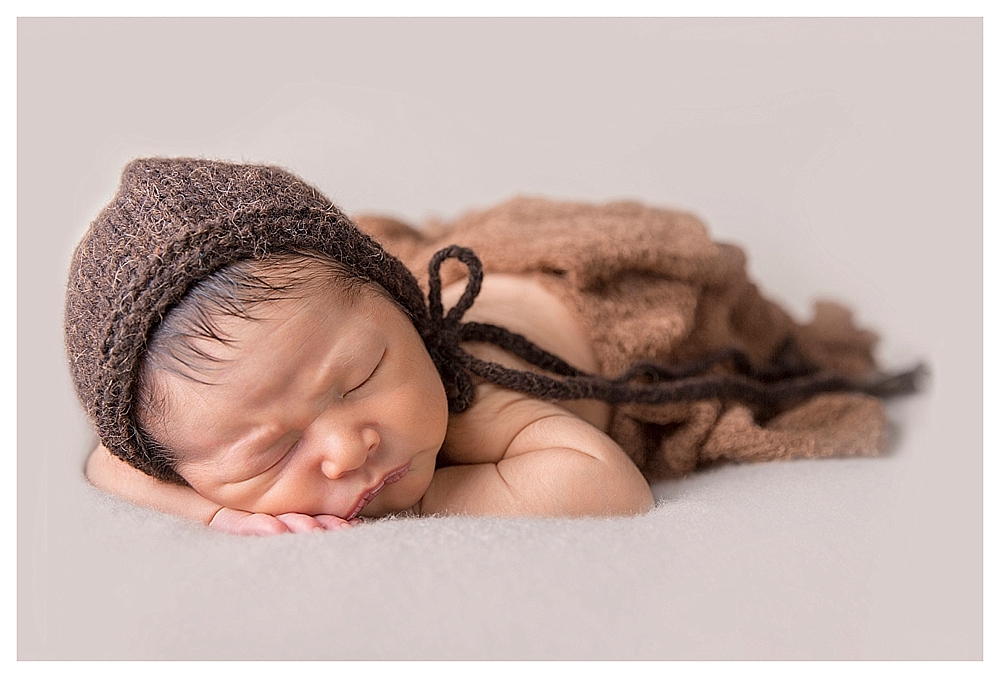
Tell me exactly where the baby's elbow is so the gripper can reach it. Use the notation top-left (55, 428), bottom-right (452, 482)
top-left (584, 442), bottom-right (655, 517)
top-left (630, 482), bottom-right (656, 515)
top-left (604, 473), bottom-right (655, 517)
top-left (521, 415), bottom-right (655, 517)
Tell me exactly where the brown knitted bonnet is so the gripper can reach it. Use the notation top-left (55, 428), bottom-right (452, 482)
top-left (65, 158), bottom-right (441, 482)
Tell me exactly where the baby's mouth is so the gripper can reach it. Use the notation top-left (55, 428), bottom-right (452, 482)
top-left (346, 462), bottom-right (411, 520)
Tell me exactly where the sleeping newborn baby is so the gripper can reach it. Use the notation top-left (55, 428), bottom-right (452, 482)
top-left (66, 158), bottom-right (922, 535)
top-left (84, 250), bottom-right (650, 533)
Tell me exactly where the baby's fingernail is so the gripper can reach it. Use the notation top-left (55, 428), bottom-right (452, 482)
top-left (349, 518), bottom-right (363, 526)
top-left (320, 518), bottom-right (349, 530)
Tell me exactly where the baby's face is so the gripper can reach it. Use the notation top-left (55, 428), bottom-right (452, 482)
top-left (143, 275), bottom-right (449, 520)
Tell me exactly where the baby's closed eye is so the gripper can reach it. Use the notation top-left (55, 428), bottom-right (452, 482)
top-left (344, 350), bottom-right (384, 397)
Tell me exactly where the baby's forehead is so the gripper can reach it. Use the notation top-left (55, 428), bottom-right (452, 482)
top-left (144, 267), bottom-right (424, 428)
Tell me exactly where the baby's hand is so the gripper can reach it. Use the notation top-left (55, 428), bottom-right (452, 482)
top-left (208, 507), bottom-right (361, 535)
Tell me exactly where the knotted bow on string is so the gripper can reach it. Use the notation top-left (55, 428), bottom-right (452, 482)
top-left (422, 246), bottom-right (927, 418)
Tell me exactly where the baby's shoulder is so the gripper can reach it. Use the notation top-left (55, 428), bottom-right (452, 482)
top-left (441, 340), bottom-right (612, 469)
top-left (441, 272), bottom-right (599, 373)
top-left (441, 356), bottom-right (560, 466)
top-left (436, 272), bottom-right (613, 466)
top-left (440, 358), bottom-right (599, 469)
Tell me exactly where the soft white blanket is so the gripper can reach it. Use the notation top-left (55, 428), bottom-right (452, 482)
top-left (17, 17), bottom-right (981, 660)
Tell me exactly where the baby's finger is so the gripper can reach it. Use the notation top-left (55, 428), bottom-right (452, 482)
top-left (275, 513), bottom-right (326, 533)
top-left (314, 514), bottom-right (353, 531)
top-left (210, 508), bottom-right (290, 536)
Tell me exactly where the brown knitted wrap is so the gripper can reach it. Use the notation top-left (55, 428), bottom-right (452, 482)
top-left (64, 158), bottom-right (432, 483)
top-left (357, 200), bottom-right (920, 480)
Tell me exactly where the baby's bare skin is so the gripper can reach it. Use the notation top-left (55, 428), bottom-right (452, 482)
top-left (85, 271), bottom-right (653, 534)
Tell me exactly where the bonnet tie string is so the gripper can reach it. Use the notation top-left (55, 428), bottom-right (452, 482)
top-left (423, 246), bottom-right (927, 417)
top-left (424, 245), bottom-right (481, 412)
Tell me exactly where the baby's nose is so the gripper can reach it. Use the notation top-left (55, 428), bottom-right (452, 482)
top-left (360, 427), bottom-right (380, 455)
top-left (319, 426), bottom-right (379, 480)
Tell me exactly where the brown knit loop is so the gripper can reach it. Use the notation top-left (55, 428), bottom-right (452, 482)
top-left (423, 245), bottom-right (485, 412)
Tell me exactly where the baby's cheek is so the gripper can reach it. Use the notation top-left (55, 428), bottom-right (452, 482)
top-left (199, 474), bottom-right (297, 516)
top-left (389, 377), bottom-right (447, 442)
top-left (204, 482), bottom-right (270, 514)
top-left (369, 453), bottom-right (437, 517)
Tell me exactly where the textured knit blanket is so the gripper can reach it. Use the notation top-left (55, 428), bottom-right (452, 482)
top-left (356, 197), bottom-right (886, 480)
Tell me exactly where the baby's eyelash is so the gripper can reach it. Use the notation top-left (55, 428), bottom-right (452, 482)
top-left (346, 350), bottom-right (385, 395)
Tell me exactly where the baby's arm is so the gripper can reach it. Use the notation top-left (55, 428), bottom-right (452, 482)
top-left (84, 445), bottom-right (352, 534)
top-left (419, 369), bottom-right (654, 518)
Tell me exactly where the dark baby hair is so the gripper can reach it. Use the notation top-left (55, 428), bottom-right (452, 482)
top-left (134, 250), bottom-right (373, 471)
top-left (140, 252), bottom-right (354, 383)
